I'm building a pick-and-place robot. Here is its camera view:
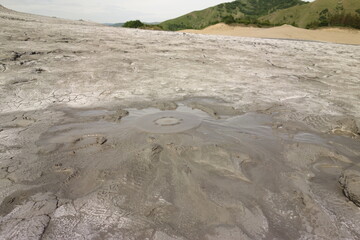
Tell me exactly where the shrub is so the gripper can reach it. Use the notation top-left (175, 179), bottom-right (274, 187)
top-left (123, 20), bottom-right (145, 28)
top-left (318, 15), bottom-right (329, 26)
top-left (221, 15), bottom-right (236, 24)
top-left (307, 13), bottom-right (360, 29)
top-left (328, 13), bottom-right (360, 29)
top-left (167, 23), bottom-right (189, 31)
top-left (291, 22), bottom-right (298, 27)
top-left (320, 8), bottom-right (329, 15)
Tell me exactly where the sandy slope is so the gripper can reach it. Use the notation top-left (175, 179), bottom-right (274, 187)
top-left (181, 23), bottom-right (360, 45)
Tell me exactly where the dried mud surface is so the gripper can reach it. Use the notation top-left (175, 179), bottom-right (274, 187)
top-left (1, 5), bottom-right (360, 240)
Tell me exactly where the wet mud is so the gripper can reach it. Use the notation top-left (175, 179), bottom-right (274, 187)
top-left (1, 103), bottom-right (359, 239)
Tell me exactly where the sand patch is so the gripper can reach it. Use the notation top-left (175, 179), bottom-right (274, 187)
top-left (181, 23), bottom-right (360, 45)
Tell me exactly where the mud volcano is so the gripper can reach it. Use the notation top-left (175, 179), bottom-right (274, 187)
top-left (136, 111), bottom-right (202, 133)
top-left (1, 104), bottom-right (359, 240)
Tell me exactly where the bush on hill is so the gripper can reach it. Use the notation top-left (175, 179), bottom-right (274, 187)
top-left (221, 15), bottom-right (236, 24)
top-left (220, 16), bottom-right (279, 28)
top-left (306, 13), bottom-right (360, 29)
top-left (123, 20), bottom-right (145, 28)
top-left (329, 13), bottom-right (360, 29)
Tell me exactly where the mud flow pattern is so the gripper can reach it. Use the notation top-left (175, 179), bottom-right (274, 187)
top-left (135, 111), bottom-right (202, 133)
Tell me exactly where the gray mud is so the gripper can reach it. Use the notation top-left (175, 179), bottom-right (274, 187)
top-left (1, 104), bottom-right (360, 239)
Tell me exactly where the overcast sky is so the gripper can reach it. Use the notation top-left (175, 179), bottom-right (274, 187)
top-left (1, 0), bottom-right (314, 23)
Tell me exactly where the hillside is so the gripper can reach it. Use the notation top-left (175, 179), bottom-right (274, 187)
top-left (160, 0), bottom-right (306, 30)
top-left (260, 0), bottom-right (360, 28)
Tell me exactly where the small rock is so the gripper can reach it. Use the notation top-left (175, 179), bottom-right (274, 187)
top-left (96, 136), bottom-right (107, 145)
top-left (34, 68), bottom-right (45, 73)
top-left (10, 51), bottom-right (22, 61)
top-left (53, 203), bottom-right (77, 218)
top-left (103, 109), bottom-right (129, 122)
top-left (154, 101), bottom-right (178, 110)
top-left (188, 102), bottom-right (219, 119)
top-left (115, 109), bottom-right (129, 118)
top-left (332, 117), bottom-right (359, 137)
top-left (339, 169), bottom-right (360, 207)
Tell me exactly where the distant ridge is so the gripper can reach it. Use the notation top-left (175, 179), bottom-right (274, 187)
top-left (0, 4), bottom-right (12, 12)
top-left (160, 0), bottom-right (360, 30)
top-left (160, 0), bottom-right (306, 31)
top-left (0, 4), bottom-right (98, 26)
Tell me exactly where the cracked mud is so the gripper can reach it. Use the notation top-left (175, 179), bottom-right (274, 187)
top-left (0, 5), bottom-right (360, 240)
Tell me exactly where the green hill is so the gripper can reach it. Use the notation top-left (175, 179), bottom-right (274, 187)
top-left (260, 0), bottom-right (360, 28)
top-left (160, 0), bottom-right (306, 31)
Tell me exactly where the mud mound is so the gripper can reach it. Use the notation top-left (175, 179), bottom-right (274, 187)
top-left (135, 111), bottom-right (202, 133)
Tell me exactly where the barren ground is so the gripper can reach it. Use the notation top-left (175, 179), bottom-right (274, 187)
top-left (1, 5), bottom-right (360, 240)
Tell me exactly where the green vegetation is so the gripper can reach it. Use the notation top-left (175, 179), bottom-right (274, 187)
top-left (123, 20), bottom-right (145, 28)
top-left (261, 0), bottom-right (360, 29)
top-left (306, 13), bottom-right (360, 29)
top-left (121, 20), bottom-right (163, 30)
top-left (160, 0), bottom-right (306, 31)
top-left (159, 0), bottom-right (360, 31)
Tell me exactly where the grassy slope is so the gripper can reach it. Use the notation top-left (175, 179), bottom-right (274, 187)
top-left (160, 4), bottom-right (243, 30)
top-left (260, 0), bottom-right (360, 28)
top-left (160, 0), bottom-right (305, 30)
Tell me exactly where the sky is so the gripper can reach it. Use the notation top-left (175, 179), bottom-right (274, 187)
top-left (1, 0), bottom-right (314, 23)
